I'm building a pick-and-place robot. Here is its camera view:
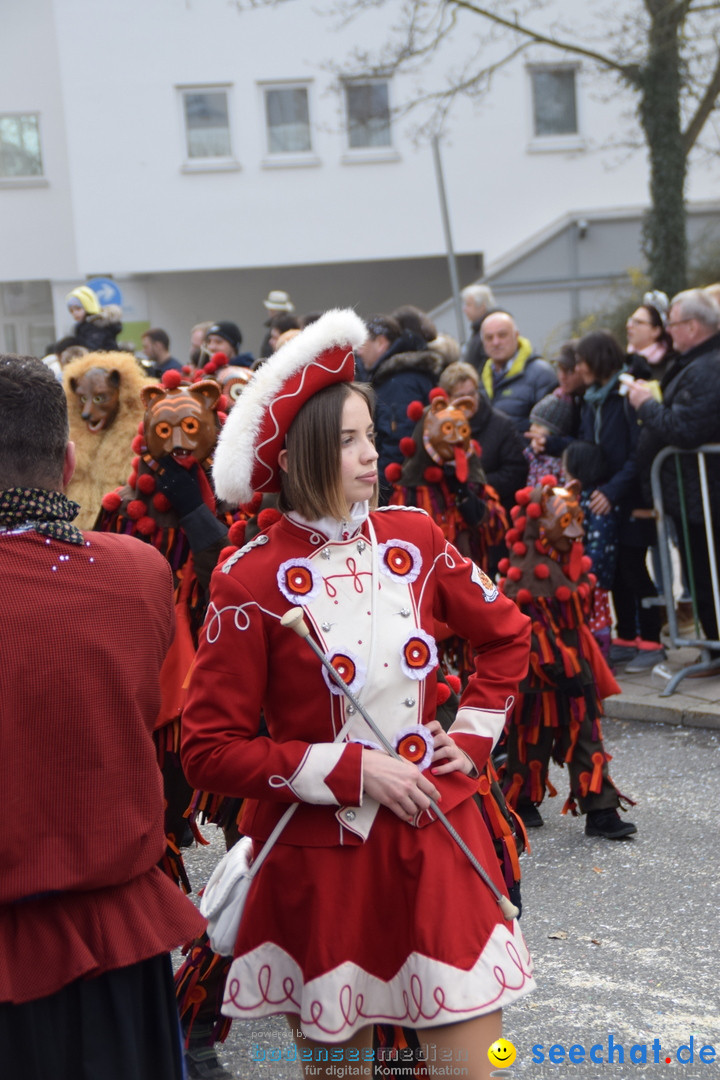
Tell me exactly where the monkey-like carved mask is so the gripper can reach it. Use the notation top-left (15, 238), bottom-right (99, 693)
top-left (537, 480), bottom-right (585, 554)
top-left (422, 394), bottom-right (476, 478)
top-left (69, 367), bottom-right (120, 433)
top-left (140, 380), bottom-right (221, 465)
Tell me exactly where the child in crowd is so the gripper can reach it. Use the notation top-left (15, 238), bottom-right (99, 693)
top-left (524, 392), bottom-right (574, 486)
top-left (562, 440), bottom-right (617, 660)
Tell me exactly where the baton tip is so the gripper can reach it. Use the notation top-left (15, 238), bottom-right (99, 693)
top-left (280, 606), bottom-right (311, 637)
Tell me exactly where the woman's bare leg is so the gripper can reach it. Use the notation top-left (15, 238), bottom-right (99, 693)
top-left (417, 1010), bottom-right (503, 1080)
top-left (286, 1014), bottom-right (374, 1079)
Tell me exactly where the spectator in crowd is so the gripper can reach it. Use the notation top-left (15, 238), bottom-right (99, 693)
top-left (259, 290), bottom-right (295, 358)
top-left (360, 308), bottom-right (444, 494)
top-left (142, 328), bottom-right (183, 379)
top-left (461, 284), bottom-right (496, 372)
top-left (66, 285), bottom-right (122, 352)
top-left (438, 361), bottom-right (528, 513)
top-left (575, 330), bottom-right (664, 671)
top-left (189, 321), bottom-right (213, 368)
top-left (629, 288), bottom-right (720, 644)
top-left (625, 291), bottom-right (677, 384)
top-left (205, 321), bottom-right (254, 369)
top-left (479, 312), bottom-right (557, 433)
top-left (266, 312), bottom-right (302, 353)
top-left (358, 312), bottom-right (442, 493)
top-left (524, 392), bottom-right (575, 487)
top-left (0, 355), bottom-right (204, 1080)
top-left (563, 440), bottom-right (617, 660)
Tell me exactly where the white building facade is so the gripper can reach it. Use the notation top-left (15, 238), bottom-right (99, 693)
top-left (2, 0), bottom-right (719, 358)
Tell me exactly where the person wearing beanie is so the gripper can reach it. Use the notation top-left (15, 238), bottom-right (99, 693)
top-left (524, 391), bottom-right (575, 487)
top-left (66, 285), bottom-right (122, 352)
top-left (205, 322), bottom-right (254, 369)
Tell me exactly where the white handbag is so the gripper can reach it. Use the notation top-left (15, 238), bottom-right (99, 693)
top-left (200, 712), bottom-right (359, 956)
top-left (200, 804), bottom-right (296, 956)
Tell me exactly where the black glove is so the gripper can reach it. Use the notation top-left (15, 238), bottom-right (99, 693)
top-left (443, 468), bottom-right (487, 527)
top-left (155, 456), bottom-right (204, 517)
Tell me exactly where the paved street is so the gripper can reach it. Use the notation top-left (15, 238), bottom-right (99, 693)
top-left (180, 717), bottom-right (720, 1079)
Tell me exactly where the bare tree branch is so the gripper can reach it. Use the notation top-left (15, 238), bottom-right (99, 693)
top-left (447, 0), bottom-right (643, 84)
top-left (683, 46), bottom-right (720, 151)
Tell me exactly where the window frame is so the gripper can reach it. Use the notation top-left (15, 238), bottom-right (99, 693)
top-left (341, 78), bottom-right (399, 163)
top-left (527, 63), bottom-right (585, 153)
top-left (0, 111), bottom-right (47, 187)
top-left (177, 83), bottom-right (240, 173)
top-left (259, 80), bottom-right (320, 169)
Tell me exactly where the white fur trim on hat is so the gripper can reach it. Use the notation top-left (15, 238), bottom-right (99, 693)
top-left (212, 308), bottom-right (367, 506)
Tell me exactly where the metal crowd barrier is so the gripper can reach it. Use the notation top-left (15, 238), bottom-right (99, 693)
top-left (650, 443), bottom-right (720, 696)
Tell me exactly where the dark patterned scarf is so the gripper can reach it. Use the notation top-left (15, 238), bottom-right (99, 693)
top-left (0, 488), bottom-right (84, 546)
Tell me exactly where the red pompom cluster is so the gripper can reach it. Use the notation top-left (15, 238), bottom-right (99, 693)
top-left (445, 674), bottom-right (461, 695)
top-left (131, 434), bottom-right (145, 454)
top-left (515, 487), bottom-right (532, 506)
top-left (423, 466), bottom-right (443, 484)
top-left (555, 585), bottom-right (571, 602)
top-left (161, 370), bottom-right (183, 390)
top-left (126, 499), bottom-right (147, 521)
top-left (399, 437), bottom-right (417, 458)
top-left (202, 352), bottom-right (228, 375)
top-left (228, 520), bottom-right (247, 547)
top-left (428, 387), bottom-right (448, 402)
top-left (257, 508), bottom-right (282, 530)
top-left (153, 492), bottom-right (172, 513)
top-left (137, 472), bottom-right (156, 495)
top-left (218, 544), bottom-right (238, 564)
top-left (436, 683), bottom-right (451, 705)
top-left (240, 493), bottom-right (263, 515)
top-left (406, 400), bottom-right (425, 422)
top-left (136, 516), bottom-right (156, 536)
top-left (101, 490), bottom-right (122, 512)
top-left (526, 502), bottom-right (542, 519)
top-left (540, 473), bottom-right (558, 487)
top-left (385, 462), bottom-right (403, 483)
top-left (217, 394), bottom-right (229, 413)
top-left (533, 563), bottom-right (550, 580)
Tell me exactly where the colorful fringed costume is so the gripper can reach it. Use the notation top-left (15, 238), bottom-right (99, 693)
top-left (498, 477), bottom-right (634, 820)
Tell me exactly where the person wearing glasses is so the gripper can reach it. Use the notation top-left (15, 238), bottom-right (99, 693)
top-left (628, 289), bottom-right (720, 644)
top-left (625, 290), bottom-right (677, 384)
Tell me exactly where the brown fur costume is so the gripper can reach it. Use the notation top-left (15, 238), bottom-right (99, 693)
top-left (64, 351), bottom-right (152, 530)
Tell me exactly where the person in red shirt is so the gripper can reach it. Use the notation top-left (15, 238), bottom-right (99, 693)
top-left (0, 354), bottom-right (205, 1080)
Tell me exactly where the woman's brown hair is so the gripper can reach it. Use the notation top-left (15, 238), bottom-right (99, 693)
top-left (278, 382), bottom-right (377, 520)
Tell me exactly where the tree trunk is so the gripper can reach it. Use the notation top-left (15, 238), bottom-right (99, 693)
top-left (638, 4), bottom-right (687, 297)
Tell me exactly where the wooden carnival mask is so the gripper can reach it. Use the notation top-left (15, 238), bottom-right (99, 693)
top-left (422, 395), bottom-right (476, 468)
top-left (538, 481), bottom-right (584, 553)
top-left (69, 367), bottom-right (120, 433)
top-left (141, 380), bottom-right (221, 464)
top-left (216, 366), bottom-right (252, 409)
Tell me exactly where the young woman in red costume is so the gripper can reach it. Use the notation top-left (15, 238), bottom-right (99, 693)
top-left (181, 310), bottom-right (535, 1079)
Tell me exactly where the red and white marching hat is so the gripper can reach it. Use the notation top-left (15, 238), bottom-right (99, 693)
top-left (212, 308), bottom-right (367, 505)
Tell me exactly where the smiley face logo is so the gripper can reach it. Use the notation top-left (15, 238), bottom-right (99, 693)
top-left (487, 1038), bottom-right (516, 1068)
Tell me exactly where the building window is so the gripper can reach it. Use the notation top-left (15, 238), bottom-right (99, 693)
top-left (530, 67), bottom-right (578, 137)
top-left (345, 82), bottom-right (392, 149)
top-left (0, 114), bottom-right (43, 178)
top-left (181, 87), bottom-right (233, 160)
top-left (264, 86), bottom-right (312, 154)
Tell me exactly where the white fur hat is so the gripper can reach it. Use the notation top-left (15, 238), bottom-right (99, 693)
top-left (212, 308), bottom-right (367, 505)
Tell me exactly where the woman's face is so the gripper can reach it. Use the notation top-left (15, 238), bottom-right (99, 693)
top-left (574, 358), bottom-right (596, 387)
top-left (557, 365), bottom-right (585, 396)
top-left (340, 392), bottom-right (378, 511)
top-left (626, 306), bottom-right (660, 351)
